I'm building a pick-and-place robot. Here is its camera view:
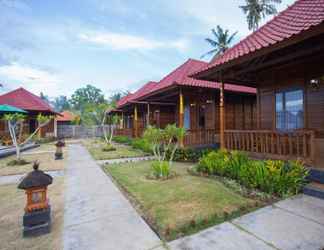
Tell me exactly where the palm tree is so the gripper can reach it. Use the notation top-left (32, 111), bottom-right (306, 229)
top-left (240, 0), bottom-right (282, 31)
top-left (201, 26), bottom-right (238, 59)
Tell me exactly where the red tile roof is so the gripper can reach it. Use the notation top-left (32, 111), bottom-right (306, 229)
top-left (194, 0), bottom-right (324, 75)
top-left (116, 59), bottom-right (256, 108)
top-left (117, 81), bottom-right (157, 108)
top-left (149, 59), bottom-right (256, 95)
top-left (0, 87), bottom-right (56, 114)
top-left (116, 93), bottom-right (133, 108)
top-left (56, 111), bottom-right (76, 122)
top-left (129, 81), bottom-right (157, 101)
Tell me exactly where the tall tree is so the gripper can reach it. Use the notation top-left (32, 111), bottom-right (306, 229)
top-left (53, 95), bottom-right (71, 112)
top-left (109, 90), bottom-right (130, 107)
top-left (240, 0), bottom-right (282, 31)
top-left (201, 26), bottom-right (237, 59)
top-left (40, 92), bottom-right (50, 103)
top-left (70, 84), bottom-right (106, 111)
top-left (81, 103), bottom-right (109, 126)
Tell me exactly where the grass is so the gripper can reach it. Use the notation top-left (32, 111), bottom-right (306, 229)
top-left (0, 143), bottom-right (68, 176)
top-left (103, 161), bottom-right (263, 241)
top-left (83, 139), bottom-right (149, 160)
top-left (0, 177), bottom-right (64, 250)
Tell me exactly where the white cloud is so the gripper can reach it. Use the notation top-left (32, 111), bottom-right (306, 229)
top-left (169, 0), bottom-right (296, 37)
top-left (0, 63), bottom-right (63, 96)
top-left (79, 31), bottom-right (189, 51)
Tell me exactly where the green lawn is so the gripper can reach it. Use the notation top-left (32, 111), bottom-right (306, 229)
top-left (83, 139), bottom-right (149, 160)
top-left (103, 161), bottom-right (262, 241)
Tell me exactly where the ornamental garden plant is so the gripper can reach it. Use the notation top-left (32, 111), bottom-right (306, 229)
top-left (143, 124), bottom-right (185, 179)
top-left (3, 113), bottom-right (53, 166)
top-left (195, 150), bottom-right (308, 197)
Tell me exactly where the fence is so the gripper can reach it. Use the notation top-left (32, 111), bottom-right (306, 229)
top-left (57, 125), bottom-right (116, 138)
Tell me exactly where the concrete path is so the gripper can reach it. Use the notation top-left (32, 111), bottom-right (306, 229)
top-left (169, 195), bottom-right (324, 250)
top-left (63, 144), bottom-right (163, 250)
top-left (0, 170), bottom-right (64, 186)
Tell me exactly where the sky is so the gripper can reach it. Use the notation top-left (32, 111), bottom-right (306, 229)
top-left (0, 0), bottom-right (295, 100)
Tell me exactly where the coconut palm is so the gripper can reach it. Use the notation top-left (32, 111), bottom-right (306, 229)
top-left (240, 0), bottom-right (282, 31)
top-left (201, 25), bottom-right (238, 59)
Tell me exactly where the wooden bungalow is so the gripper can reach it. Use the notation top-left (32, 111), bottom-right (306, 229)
top-left (111, 59), bottom-right (257, 147)
top-left (0, 87), bottom-right (57, 142)
top-left (192, 0), bottom-right (324, 167)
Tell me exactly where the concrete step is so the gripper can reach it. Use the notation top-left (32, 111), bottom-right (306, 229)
top-left (307, 168), bottom-right (324, 184)
top-left (303, 182), bottom-right (324, 200)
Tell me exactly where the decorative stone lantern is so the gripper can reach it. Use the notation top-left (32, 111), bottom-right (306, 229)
top-left (55, 139), bottom-right (65, 160)
top-left (18, 161), bottom-right (53, 237)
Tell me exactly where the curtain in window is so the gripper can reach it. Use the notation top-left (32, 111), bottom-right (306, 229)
top-left (184, 105), bottom-right (190, 130)
top-left (275, 90), bottom-right (304, 130)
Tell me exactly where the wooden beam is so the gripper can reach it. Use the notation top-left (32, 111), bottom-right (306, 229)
top-left (220, 81), bottom-right (225, 149)
top-left (134, 105), bottom-right (138, 138)
top-left (147, 103), bottom-right (150, 127)
top-left (129, 101), bottom-right (176, 106)
top-left (179, 88), bottom-right (184, 147)
top-left (120, 112), bottom-right (124, 129)
top-left (194, 22), bottom-right (324, 81)
top-left (234, 43), bottom-right (324, 78)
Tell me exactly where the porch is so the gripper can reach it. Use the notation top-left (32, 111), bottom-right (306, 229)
top-left (191, 18), bottom-right (324, 168)
top-left (224, 130), bottom-right (315, 164)
top-left (111, 85), bottom-right (256, 148)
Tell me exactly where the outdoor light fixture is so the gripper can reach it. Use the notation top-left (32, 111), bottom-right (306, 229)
top-left (206, 100), bottom-right (213, 104)
top-left (55, 139), bottom-right (65, 160)
top-left (310, 78), bottom-right (320, 91)
top-left (18, 161), bottom-right (53, 237)
top-left (190, 103), bottom-right (196, 107)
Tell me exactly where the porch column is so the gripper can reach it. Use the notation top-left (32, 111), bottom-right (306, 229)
top-left (220, 82), bottom-right (225, 149)
top-left (54, 118), bottom-right (57, 138)
top-left (134, 105), bottom-right (138, 137)
top-left (179, 89), bottom-right (184, 147)
top-left (147, 103), bottom-right (150, 127)
top-left (38, 120), bottom-right (42, 139)
top-left (120, 112), bottom-right (124, 129)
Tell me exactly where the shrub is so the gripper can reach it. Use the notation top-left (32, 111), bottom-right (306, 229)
top-left (197, 150), bottom-right (230, 175)
top-left (151, 161), bottom-right (170, 179)
top-left (196, 150), bottom-right (308, 197)
top-left (131, 138), bottom-right (152, 153)
top-left (113, 136), bottom-right (132, 145)
top-left (102, 144), bottom-right (116, 152)
top-left (166, 147), bottom-right (213, 163)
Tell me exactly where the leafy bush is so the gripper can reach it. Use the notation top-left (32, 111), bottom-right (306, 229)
top-left (143, 125), bottom-right (185, 180)
top-left (113, 136), bottom-right (132, 145)
top-left (197, 150), bottom-right (308, 197)
top-left (166, 147), bottom-right (213, 162)
top-left (151, 161), bottom-right (171, 179)
top-left (102, 144), bottom-right (116, 152)
top-left (131, 138), bottom-right (152, 153)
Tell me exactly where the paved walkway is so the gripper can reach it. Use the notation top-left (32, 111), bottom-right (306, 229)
top-left (169, 195), bottom-right (324, 250)
top-left (63, 144), bottom-right (163, 250)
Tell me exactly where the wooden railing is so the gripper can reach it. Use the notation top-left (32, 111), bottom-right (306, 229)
top-left (225, 130), bottom-right (315, 163)
top-left (184, 129), bottom-right (219, 147)
top-left (115, 128), bottom-right (133, 138)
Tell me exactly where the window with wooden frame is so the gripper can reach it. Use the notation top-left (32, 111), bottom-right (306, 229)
top-left (198, 104), bottom-right (206, 129)
top-left (275, 89), bottom-right (304, 130)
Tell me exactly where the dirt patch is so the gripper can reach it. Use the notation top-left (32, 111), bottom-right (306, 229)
top-left (0, 177), bottom-right (64, 250)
